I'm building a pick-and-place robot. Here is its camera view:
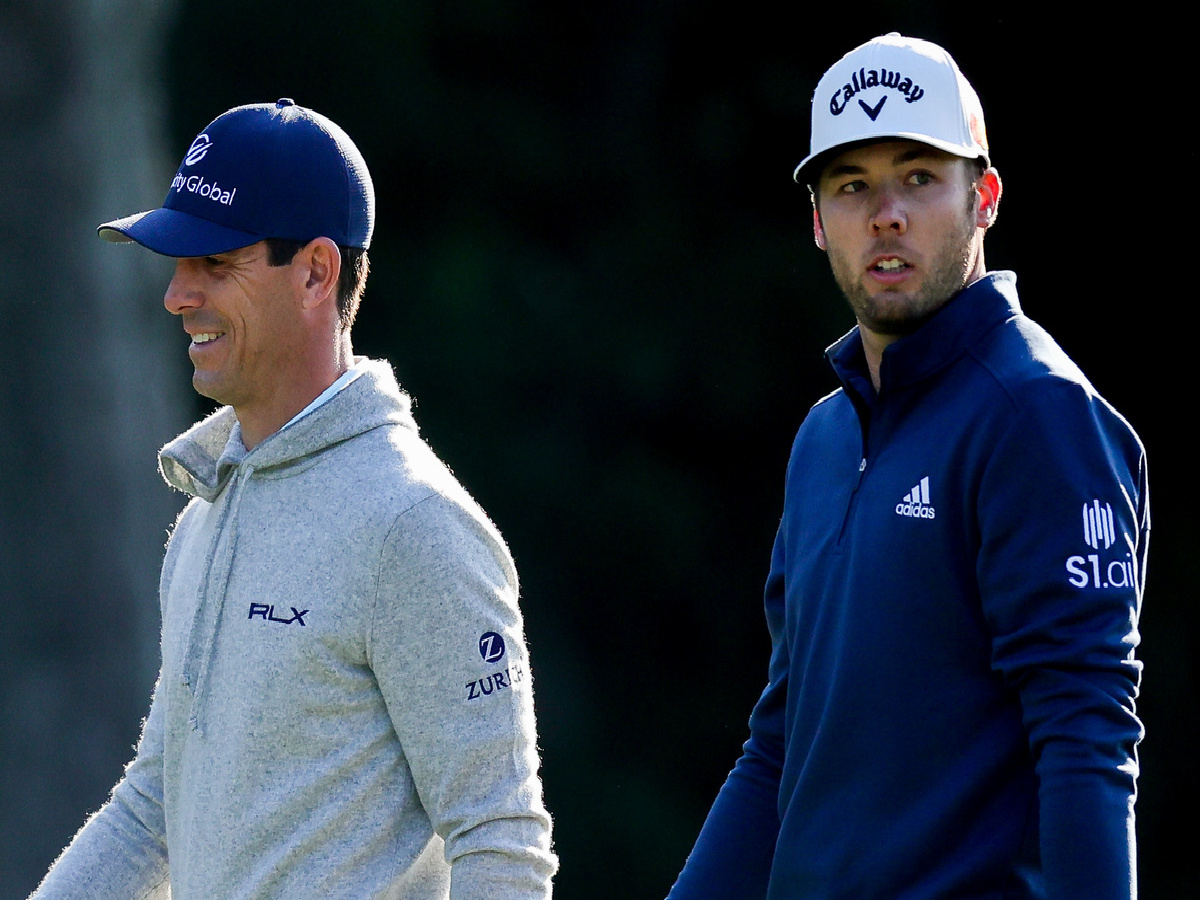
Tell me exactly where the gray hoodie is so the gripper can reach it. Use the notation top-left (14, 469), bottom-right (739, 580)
top-left (31, 360), bottom-right (556, 900)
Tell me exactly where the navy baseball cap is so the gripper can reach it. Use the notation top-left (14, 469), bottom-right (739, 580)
top-left (98, 98), bottom-right (374, 256)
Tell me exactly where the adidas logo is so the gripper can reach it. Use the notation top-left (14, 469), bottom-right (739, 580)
top-left (895, 476), bottom-right (936, 519)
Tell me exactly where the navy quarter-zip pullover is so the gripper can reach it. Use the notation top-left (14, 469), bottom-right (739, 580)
top-left (668, 272), bottom-right (1147, 900)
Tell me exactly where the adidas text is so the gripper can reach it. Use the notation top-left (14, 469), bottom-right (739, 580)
top-left (895, 476), bottom-right (935, 519)
top-left (895, 502), bottom-right (936, 519)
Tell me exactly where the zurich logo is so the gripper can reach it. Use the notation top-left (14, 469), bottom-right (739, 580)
top-left (478, 632), bottom-right (506, 663)
top-left (184, 134), bottom-right (212, 166)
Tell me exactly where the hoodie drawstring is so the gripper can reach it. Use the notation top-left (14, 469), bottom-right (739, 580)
top-left (181, 464), bottom-right (255, 736)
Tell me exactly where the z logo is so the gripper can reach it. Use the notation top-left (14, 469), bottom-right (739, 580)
top-left (479, 632), bottom-right (506, 663)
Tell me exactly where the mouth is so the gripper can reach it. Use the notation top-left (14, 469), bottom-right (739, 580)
top-left (866, 255), bottom-right (915, 287)
top-left (190, 331), bottom-right (225, 345)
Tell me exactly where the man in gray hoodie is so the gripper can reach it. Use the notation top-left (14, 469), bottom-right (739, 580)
top-left (30, 99), bottom-right (557, 900)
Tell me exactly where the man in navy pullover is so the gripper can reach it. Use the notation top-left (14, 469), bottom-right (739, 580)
top-left (667, 34), bottom-right (1147, 900)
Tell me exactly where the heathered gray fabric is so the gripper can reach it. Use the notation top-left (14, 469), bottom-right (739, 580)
top-left (30, 359), bottom-right (556, 900)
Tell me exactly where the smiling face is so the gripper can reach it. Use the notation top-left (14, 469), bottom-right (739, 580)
top-left (163, 241), bottom-right (314, 435)
top-left (813, 140), bottom-right (998, 343)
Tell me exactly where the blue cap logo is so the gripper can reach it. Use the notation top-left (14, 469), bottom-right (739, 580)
top-left (184, 134), bottom-right (212, 166)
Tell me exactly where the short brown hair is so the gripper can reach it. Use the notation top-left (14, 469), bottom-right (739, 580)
top-left (264, 238), bottom-right (370, 330)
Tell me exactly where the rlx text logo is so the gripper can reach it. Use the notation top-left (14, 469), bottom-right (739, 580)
top-left (248, 603), bottom-right (308, 625)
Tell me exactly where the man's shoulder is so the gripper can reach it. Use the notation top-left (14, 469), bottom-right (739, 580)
top-left (968, 311), bottom-right (1097, 407)
top-left (791, 385), bottom-right (856, 442)
top-left (783, 386), bottom-right (861, 476)
top-left (296, 360), bottom-right (492, 523)
top-left (964, 314), bottom-right (1144, 461)
top-left (325, 420), bottom-right (481, 515)
top-left (805, 384), bottom-right (854, 420)
top-left (339, 425), bottom-right (515, 576)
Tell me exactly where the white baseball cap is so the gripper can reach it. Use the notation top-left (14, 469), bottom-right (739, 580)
top-left (794, 33), bottom-right (989, 187)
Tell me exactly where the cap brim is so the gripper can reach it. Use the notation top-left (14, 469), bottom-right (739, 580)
top-left (97, 207), bottom-right (264, 257)
top-left (793, 134), bottom-right (989, 187)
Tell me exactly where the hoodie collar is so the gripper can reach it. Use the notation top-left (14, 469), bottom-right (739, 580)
top-left (159, 358), bottom-right (418, 502)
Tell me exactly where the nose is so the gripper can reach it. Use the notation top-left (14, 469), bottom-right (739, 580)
top-left (164, 258), bottom-right (204, 315)
top-left (868, 187), bottom-right (907, 235)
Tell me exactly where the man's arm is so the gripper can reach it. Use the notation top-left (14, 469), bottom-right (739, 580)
top-left (978, 380), bottom-right (1147, 900)
top-left (665, 526), bottom-right (789, 900)
top-left (369, 491), bottom-right (557, 900)
top-left (28, 677), bottom-right (171, 900)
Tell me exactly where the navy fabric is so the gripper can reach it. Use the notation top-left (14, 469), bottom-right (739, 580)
top-left (668, 272), bottom-right (1147, 900)
top-left (98, 99), bottom-right (374, 256)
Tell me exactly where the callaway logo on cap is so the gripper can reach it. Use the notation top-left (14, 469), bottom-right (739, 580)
top-left (793, 33), bottom-right (989, 187)
top-left (97, 98), bottom-right (374, 257)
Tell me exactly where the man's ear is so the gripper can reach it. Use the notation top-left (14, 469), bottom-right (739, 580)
top-left (975, 167), bottom-right (1003, 229)
top-left (813, 205), bottom-right (827, 251)
top-left (297, 237), bottom-right (342, 311)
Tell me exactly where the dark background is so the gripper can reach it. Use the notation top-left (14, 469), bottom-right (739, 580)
top-left (4, 2), bottom-right (1194, 897)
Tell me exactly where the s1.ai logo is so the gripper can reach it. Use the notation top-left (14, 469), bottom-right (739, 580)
top-left (1065, 498), bottom-right (1136, 590)
top-left (1066, 553), bottom-right (1137, 590)
top-left (479, 632), bottom-right (506, 664)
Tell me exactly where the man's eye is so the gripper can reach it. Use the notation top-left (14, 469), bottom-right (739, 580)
top-left (907, 172), bottom-right (934, 186)
top-left (840, 180), bottom-right (867, 194)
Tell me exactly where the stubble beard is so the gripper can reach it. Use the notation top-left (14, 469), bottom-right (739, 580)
top-left (828, 212), bottom-right (978, 339)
